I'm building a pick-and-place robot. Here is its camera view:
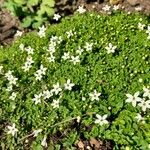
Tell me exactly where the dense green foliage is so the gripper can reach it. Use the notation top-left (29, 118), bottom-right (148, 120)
top-left (3, 0), bottom-right (55, 28)
top-left (0, 12), bottom-right (150, 150)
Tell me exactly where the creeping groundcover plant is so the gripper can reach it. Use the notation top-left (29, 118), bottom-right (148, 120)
top-left (0, 12), bottom-right (150, 150)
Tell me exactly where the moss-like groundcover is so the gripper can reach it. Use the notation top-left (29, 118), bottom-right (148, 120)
top-left (0, 12), bottom-right (150, 149)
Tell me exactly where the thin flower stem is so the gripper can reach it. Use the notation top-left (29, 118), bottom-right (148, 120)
top-left (19, 133), bottom-right (34, 141)
top-left (19, 112), bottom-right (95, 142)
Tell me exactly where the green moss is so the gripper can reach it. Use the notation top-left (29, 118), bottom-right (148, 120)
top-left (0, 12), bottom-right (150, 149)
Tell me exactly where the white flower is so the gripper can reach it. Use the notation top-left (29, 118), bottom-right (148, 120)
top-left (34, 72), bottom-right (43, 81)
top-left (19, 43), bottom-right (24, 51)
top-left (22, 63), bottom-right (32, 72)
top-left (38, 25), bottom-right (46, 38)
top-left (15, 30), bottom-right (23, 37)
top-left (51, 99), bottom-right (59, 108)
top-left (50, 35), bottom-right (62, 44)
top-left (66, 30), bottom-right (74, 38)
top-left (135, 113), bottom-right (144, 122)
top-left (39, 65), bottom-right (47, 75)
top-left (33, 129), bottom-right (42, 137)
top-left (22, 56), bottom-right (34, 71)
top-left (143, 86), bottom-right (150, 98)
top-left (49, 40), bottom-right (57, 47)
top-left (52, 83), bottom-right (62, 95)
top-left (7, 123), bottom-right (18, 136)
top-left (113, 5), bottom-right (120, 11)
top-left (9, 92), bottom-right (17, 101)
top-left (41, 136), bottom-right (47, 147)
top-left (26, 56), bottom-right (34, 64)
top-left (5, 71), bottom-right (18, 86)
top-left (48, 55), bottom-right (55, 62)
top-left (146, 26), bottom-right (150, 34)
top-left (34, 65), bottom-right (47, 80)
top-left (77, 6), bottom-right (86, 14)
top-left (70, 56), bottom-right (80, 65)
top-left (5, 70), bottom-right (13, 79)
top-left (8, 75), bottom-right (18, 85)
top-left (84, 42), bottom-right (93, 51)
top-left (125, 92), bottom-right (142, 107)
top-left (25, 46), bottom-right (34, 55)
top-left (138, 99), bottom-right (150, 111)
top-left (76, 46), bottom-right (84, 55)
top-left (62, 52), bottom-right (70, 60)
top-left (42, 90), bottom-right (53, 99)
top-left (95, 114), bottom-right (108, 126)
top-left (32, 93), bottom-right (42, 105)
top-left (102, 5), bottom-right (111, 12)
top-left (105, 43), bottom-right (117, 54)
top-left (50, 36), bottom-right (58, 43)
top-left (0, 65), bottom-right (3, 74)
top-left (53, 13), bottom-right (61, 21)
top-left (138, 23), bottom-right (145, 30)
top-left (89, 90), bottom-right (101, 101)
top-left (48, 43), bottom-right (56, 54)
top-left (57, 36), bottom-right (63, 44)
top-left (64, 79), bottom-right (75, 90)
top-left (6, 84), bottom-right (13, 91)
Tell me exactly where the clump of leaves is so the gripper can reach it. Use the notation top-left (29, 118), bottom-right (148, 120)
top-left (3, 0), bottom-right (55, 28)
top-left (0, 12), bottom-right (150, 150)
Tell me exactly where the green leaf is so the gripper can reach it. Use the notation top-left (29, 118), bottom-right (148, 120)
top-left (14, 0), bottom-right (26, 5)
top-left (31, 142), bottom-right (43, 150)
top-left (91, 126), bottom-right (99, 137)
top-left (55, 145), bottom-right (61, 150)
top-left (42, 0), bottom-right (55, 7)
top-left (48, 140), bottom-right (54, 150)
top-left (3, 1), bottom-right (17, 16)
top-left (21, 16), bottom-right (32, 27)
top-left (40, 5), bottom-right (54, 16)
top-left (27, 0), bottom-right (39, 6)
top-left (32, 21), bottom-right (43, 29)
top-left (45, 7), bottom-right (55, 16)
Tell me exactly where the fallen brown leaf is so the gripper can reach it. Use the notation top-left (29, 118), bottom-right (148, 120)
top-left (90, 138), bottom-right (102, 149)
top-left (77, 140), bottom-right (84, 150)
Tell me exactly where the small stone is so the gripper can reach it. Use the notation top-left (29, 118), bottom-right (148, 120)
top-left (127, 0), bottom-right (140, 6)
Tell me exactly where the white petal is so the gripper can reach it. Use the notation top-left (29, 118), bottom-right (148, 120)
top-left (134, 91), bottom-right (140, 97)
top-left (132, 101), bottom-right (137, 107)
top-left (126, 94), bottom-right (132, 98)
top-left (136, 97), bottom-right (142, 102)
top-left (103, 120), bottom-right (108, 124)
top-left (95, 119), bottom-right (100, 124)
top-left (103, 114), bottom-right (108, 120)
top-left (126, 98), bottom-right (132, 103)
top-left (142, 106), bottom-right (147, 111)
top-left (96, 114), bottom-right (102, 120)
